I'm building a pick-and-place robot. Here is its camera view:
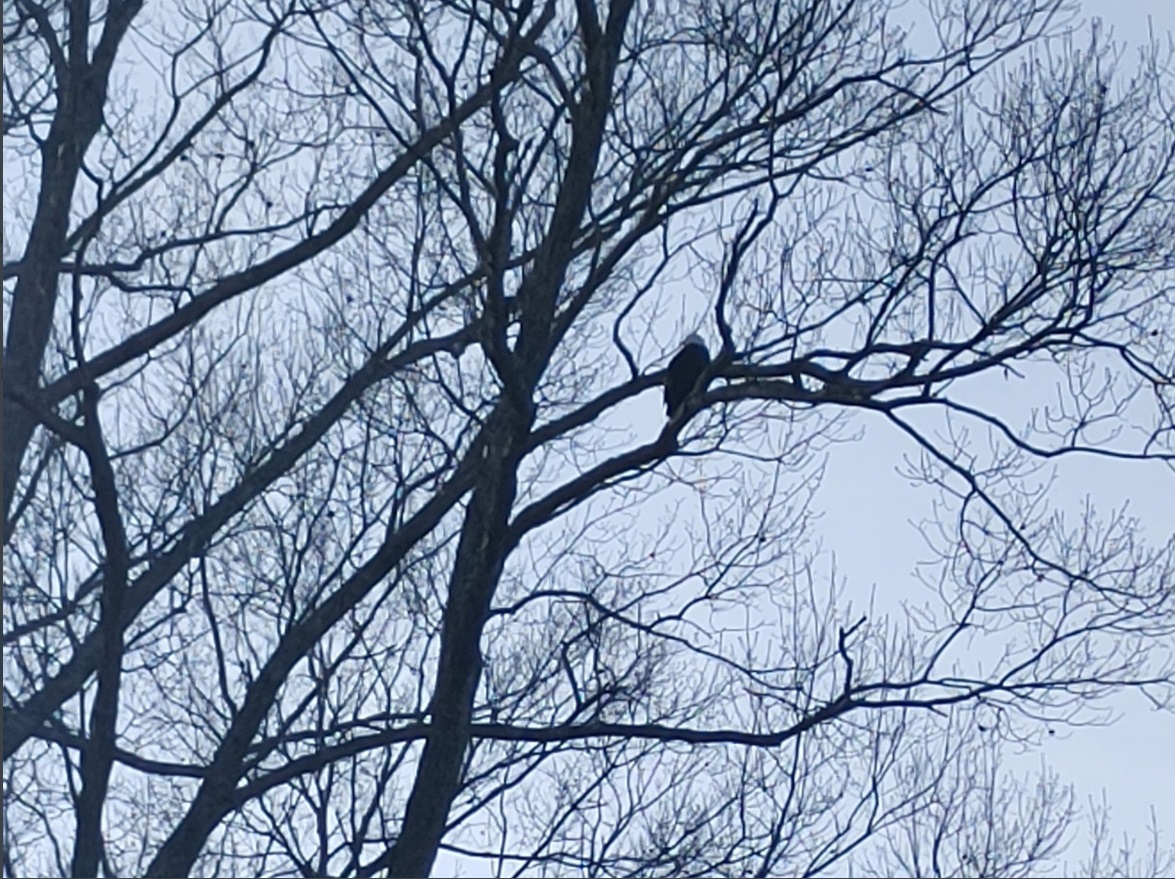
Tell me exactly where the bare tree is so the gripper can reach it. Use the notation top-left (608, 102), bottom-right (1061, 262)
top-left (3, 0), bottom-right (1173, 876)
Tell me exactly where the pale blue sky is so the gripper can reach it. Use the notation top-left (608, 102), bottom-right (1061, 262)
top-left (815, 0), bottom-right (1175, 855)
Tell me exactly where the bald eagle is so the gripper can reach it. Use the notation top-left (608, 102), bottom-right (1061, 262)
top-left (663, 333), bottom-right (710, 418)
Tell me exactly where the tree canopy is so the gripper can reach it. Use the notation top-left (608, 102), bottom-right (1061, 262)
top-left (3, 0), bottom-right (1173, 875)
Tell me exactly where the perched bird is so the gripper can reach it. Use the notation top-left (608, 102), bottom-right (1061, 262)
top-left (663, 333), bottom-right (710, 418)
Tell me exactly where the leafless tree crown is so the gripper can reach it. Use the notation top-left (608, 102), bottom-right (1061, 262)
top-left (3, 0), bottom-right (1173, 875)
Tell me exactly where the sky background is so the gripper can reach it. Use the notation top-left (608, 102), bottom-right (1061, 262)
top-left (814, 0), bottom-right (1175, 855)
top-left (3, 0), bottom-right (1167, 873)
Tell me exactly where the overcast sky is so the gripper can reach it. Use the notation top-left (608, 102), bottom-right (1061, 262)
top-left (815, 0), bottom-right (1175, 855)
top-left (602, 0), bottom-right (1175, 864)
top-left (4, 0), bottom-right (1167, 873)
